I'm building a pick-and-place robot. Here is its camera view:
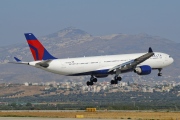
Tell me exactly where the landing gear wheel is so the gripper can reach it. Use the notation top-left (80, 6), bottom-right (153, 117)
top-left (111, 80), bottom-right (115, 84)
top-left (87, 75), bottom-right (97, 86)
top-left (158, 73), bottom-right (162, 76)
top-left (114, 80), bottom-right (118, 84)
top-left (111, 80), bottom-right (118, 84)
top-left (117, 77), bottom-right (122, 81)
top-left (86, 81), bottom-right (93, 86)
top-left (93, 78), bottom-right (97, 82)
top-left (158, 68), bottom-right (162, 76)
top-left (86, 81), bottom-right (90, 86)
top-left (90, 81), bottom-right (93, 85)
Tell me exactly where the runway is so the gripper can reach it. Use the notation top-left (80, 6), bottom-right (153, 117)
top-left (0, 117), bottom-right (127, 120)
top-left (0, 110), bottom-right (179, 119)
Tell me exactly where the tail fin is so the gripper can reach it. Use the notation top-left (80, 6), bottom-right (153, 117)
top-left (24, 33), bottom-right (57, 61)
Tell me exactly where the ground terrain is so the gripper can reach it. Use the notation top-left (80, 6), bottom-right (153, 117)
top-left (0, 111), bottom-right (179, 120)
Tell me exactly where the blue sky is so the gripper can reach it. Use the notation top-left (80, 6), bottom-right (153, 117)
top-left (0, 0), bottom-right (180, 46)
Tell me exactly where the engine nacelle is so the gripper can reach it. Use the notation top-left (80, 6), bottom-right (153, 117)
top-left (134, 65), bottom-right (151, 75)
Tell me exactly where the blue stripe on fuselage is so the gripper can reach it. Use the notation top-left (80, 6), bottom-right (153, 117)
top-left (68, 68), bottom-right (134, 76)
top-left (68, 69), bottom-right (111, 76)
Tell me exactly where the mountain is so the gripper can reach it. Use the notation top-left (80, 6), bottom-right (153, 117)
top-left (0, 27), bottom-right (179, 83)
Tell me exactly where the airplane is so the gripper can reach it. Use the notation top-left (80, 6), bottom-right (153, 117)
top-left (10, 33), bottom-right (174, 86)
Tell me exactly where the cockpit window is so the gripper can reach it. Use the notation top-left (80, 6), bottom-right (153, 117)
top-left (169, 56), bottom-right (172, 58)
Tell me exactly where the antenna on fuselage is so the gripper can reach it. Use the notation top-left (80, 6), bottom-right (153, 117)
top-left (148, 47), bottom-right (153, 53)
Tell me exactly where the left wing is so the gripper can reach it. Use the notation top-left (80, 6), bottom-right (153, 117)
top-left (108, 47), bottom-right (154, 73)
top-left (35, 60), bottom-right (52, 68)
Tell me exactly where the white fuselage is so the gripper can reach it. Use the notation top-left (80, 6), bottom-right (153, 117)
top-left (29, 52), bottom-right (173, 76)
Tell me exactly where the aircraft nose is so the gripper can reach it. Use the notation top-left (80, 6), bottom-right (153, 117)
top-left (169, 57), bottom-right (174, 64)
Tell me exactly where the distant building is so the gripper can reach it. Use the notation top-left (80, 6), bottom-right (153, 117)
top-left (45, 87), bottom-right (50, 90)
top-left (32, 83), bottom-right (39, 86)
top-left (119, 82), bottom-right (127, 87)
top-left (24, 82), bottom-right (29, 86)
top-left (102, 86), bottom-right (107, 90)
top-left (81, 86), bottom-right (88, 91)
top-left (142, 87), bottom-right (147, 92)
top-left (96, 86), bottom-right (101, 92)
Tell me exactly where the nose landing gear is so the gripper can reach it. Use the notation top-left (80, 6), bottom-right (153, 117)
top-left (158, 68), bottom-right (162, 76)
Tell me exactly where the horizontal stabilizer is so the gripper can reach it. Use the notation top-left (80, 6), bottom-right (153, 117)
top-left (9, 57), bottom-right (29, 65)
top-left (14, 57), bottom-right (21, 62)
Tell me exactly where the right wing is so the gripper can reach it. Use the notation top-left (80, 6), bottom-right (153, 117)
top-left (108, 47), bottom-right (154, 73)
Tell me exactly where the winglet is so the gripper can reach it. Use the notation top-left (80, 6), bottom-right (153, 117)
top-left (148, 47), bottom-right (153, 53)
top-left (14, 57), bottom-right (21, 62)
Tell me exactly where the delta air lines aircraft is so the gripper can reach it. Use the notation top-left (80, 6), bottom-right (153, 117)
top-left (11, 33), bottom-right (174, 86)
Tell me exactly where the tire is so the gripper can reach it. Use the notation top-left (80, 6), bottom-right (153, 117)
top-left (111, 80), bottom-right (114, 84)
top-left (158, 73), bottom-right (162, 76)
top-left (117, 77), bottom-right (122, 81)
top-left (93, 78), bottom-right (97, 82)
top-left (90, 81), bottom-right (93, 85)
top-left (86, 81), bottom-right (90, 86)
top-left (114, 80), bottom-right (118, 84)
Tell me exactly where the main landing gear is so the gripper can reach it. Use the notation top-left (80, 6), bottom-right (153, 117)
top-left (158, 68), bottom-right (162, 76)
top-left (111, 75), bottom-right (122, 85)
top-left (86, 74), bottom-right (122, 86)
top-left (86, 75), bottom-right (97, 86)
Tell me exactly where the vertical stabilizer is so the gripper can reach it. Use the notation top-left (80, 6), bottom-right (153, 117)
top-left (24, 33), bottom-right (57, 61)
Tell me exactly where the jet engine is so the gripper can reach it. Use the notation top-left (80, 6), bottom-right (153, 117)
top-left (134, 65), bottom-right (151, 75)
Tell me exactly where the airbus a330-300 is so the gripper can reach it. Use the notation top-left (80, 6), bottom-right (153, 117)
top-left (11, 33), bottom-right (174, 86)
